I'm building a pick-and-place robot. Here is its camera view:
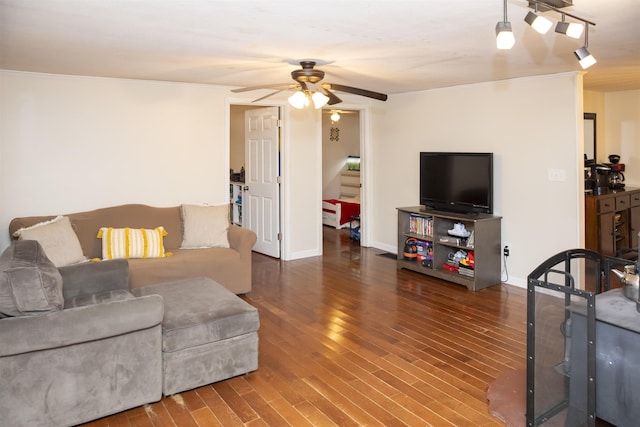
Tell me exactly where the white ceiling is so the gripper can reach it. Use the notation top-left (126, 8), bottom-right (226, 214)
top-left (1, 0), bottom-right (639, 100)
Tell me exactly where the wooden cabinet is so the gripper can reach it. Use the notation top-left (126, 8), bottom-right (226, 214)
top-left (397, 206), bottom-right (502, 291)
top-left (630, 191), bottom-right (640, 250)
top-left (585, 188), bottom-right (640, 256)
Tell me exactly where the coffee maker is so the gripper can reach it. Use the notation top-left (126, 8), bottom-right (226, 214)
top-left (591, 163), bottom-right (612, 194)
top-left (608, 154), bottom-right (626, 189)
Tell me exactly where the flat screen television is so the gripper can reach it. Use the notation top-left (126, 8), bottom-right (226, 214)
top-left (420, 152), bottom-right (493, 214)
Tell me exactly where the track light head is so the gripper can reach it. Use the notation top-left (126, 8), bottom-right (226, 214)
top-left (575, 47), bottom-right (596, 69)
top-left (524, 11), bottom-right (553, 34)
top-left (555, 20), bottom-right (583, 39)
top-left (496, 21), bottom-right (515, 50)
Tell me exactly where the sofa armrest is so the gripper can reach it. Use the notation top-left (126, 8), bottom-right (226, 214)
top-left (228, 225), bottom-right (257, 259)
top-left (59, 259), bottom-right (129, 300)
top-left (0, 294), bottom-right (163, 357)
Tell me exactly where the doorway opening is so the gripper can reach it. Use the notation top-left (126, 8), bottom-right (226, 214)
top-left (321, 108), bottom-right (362, 246)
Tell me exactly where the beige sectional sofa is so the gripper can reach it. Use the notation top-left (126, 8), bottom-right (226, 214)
top-left (9, 203), bottom-right (257, 294)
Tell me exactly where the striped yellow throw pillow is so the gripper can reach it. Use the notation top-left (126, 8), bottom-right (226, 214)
top-left (97, 227), bottom-right (169, 260)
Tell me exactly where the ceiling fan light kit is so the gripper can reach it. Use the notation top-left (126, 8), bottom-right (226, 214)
top-left (288, 91), bottom-right (309, 109)
top-left (497, 0), bottom-right (596, 68)
top-left (231, 61), bottom-right (388, 108)
top-left (311, 91), bottom-right (330, 109)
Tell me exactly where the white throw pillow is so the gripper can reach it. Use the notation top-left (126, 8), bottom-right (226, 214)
top-left (12, 216), bottom-right (86, 267)
top-left (181, 204), bottom-right (230, 249)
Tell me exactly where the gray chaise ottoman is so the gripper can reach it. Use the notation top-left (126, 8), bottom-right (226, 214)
top-left (133, 277), bottom-right (259, 395)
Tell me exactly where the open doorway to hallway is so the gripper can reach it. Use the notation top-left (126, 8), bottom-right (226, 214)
top-left (321, 108), bottom-right (362, 245)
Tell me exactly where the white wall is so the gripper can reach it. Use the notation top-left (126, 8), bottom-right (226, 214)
top-left (5, 70), bottom-right (633, 284)
top-left (369, 73), bottom-right (584, 287)
top-left (0, 71), bottom-right (323, 260)
top-left (282, 106), bottom-right (323, 259)
top-left (0, 71), bottom-right (231, 250)
top-left (605, 90), bottom-right (640, 186)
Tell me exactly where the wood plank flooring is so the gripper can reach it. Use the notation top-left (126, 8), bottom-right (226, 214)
top-left (83, 227), bottom-right (527, 426)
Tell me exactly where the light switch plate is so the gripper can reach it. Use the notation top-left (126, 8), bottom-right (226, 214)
top-left (548, 168), bottom-right (566, 182)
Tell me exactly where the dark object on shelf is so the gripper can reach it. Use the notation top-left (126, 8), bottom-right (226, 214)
top-left (230, 166), bottom-right (245, 183)
top-left (610, 160), bottom-right (626, 189)
top-left (584, 158), bottom-right (595, 193)
top-left (591, 163), bottom-right (612, 192)
top-left (350, 226), bottom-right (360, 241)
top-left (349, 215), bottom-right (360, 241)
top-left (403, 237), bottom-right (418, 261)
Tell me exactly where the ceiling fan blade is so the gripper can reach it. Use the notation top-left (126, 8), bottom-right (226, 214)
top-left (231, 83), bottom-right (290, 93)
top-left (252, 90), bottom-right (285, 102)
top-left (322, 83), bottom-right (388, 102)
top-left (321, 87), bottom-right (342, 105)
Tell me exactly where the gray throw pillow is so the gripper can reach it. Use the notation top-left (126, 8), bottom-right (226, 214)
top-left (0, 240), bottom-right (64, 317)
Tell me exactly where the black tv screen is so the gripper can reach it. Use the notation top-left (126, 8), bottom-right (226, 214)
top-left (420, 152), bottom-right (493, 214)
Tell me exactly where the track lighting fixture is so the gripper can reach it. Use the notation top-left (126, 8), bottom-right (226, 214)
top-left (524, 5), bottom-right (553, 34)
top-left (496, 0), bottom-right (596, 69)
top-left (496, 0), bottom-right (515, 50)
top-left (574, 24), bottom-right (596, 69)
top-left (555, 13), bottom-right (583, 39)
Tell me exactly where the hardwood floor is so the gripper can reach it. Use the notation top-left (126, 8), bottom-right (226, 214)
top-left (83, 227), bottom-right (527, 426)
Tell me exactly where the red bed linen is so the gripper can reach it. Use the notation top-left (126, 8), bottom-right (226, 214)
top-left (324, 199), bottom-right (360, 224)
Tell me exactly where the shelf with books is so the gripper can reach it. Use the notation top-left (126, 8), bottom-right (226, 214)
top-left (229, 182), bottom-right (244, 227)
top-left (408, 213), bottom-right (433, 238)
top-left (397, 206), bottom-right (501, 291)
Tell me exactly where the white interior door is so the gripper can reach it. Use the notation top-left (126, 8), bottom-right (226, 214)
top-left (245, 106), bottom-right (281, 258)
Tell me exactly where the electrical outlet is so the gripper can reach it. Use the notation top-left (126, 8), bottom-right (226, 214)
top-left (503, 245), bottom-right (510, 257)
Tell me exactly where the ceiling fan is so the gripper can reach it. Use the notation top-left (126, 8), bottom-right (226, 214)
top-left (230, 61), bottom-right (388, 108)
